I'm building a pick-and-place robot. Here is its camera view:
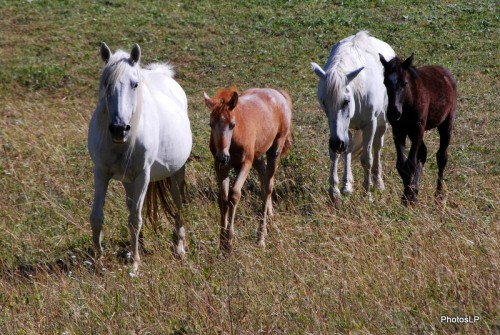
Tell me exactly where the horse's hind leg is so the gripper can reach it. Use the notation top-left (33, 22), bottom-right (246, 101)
top-left (436, 118), bottom-right (452, 201)
top-left (169, 165), bottom-right (187, 257)
top-left (90, 168), bottom-right (110, 259)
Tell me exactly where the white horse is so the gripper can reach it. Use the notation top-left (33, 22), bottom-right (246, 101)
top-left (311, 31), bottom-right (395, 205)
top-left (88, 43), bottom-right (192, 274)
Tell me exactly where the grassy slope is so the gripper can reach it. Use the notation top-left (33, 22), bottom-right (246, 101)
top-left (0, 0), bottom-right (498, 334)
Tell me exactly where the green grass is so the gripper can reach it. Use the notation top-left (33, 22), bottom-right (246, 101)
top-left (0, 0), bottom-right (498, 334)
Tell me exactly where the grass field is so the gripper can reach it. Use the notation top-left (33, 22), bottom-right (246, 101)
top-left (0, 0), bottom-right (498, 334)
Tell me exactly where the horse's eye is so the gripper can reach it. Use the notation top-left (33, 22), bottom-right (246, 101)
top-left (209, 122), bottom-right (214, 129)
top-left (132, 82), bottom-right (139, 89)
top-left (400, 80), bottom-right (407, 88)
top-left (343, 99), bottom-right (350, 107)
top-left (229, 122), bottom-right (236, 130)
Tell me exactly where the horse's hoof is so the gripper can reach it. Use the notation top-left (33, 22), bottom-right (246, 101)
top-left (171, 243), bottom-right (187, 259)
top-left (341, 186), bottom-right (353, 196)
top-left (219, 242), bottom-right (233, 254)
top-left (257, 239), bottom-right (266, 248)
top-left (129, 262), bottom-right (140, 277)
top-left (401, 195), bottom-right (417, 206)
top-left (328, 194), bottom-right (341, 208)
top-left (434, 192), bottom-right (446, 207)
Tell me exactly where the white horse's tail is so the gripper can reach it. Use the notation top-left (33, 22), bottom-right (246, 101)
top-left (144, 179), bottom-right (177, 232)
top-left (351, 129), bottom-right (363, 159)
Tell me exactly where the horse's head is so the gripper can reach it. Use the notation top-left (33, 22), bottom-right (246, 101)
top-left (379, 53), bottom-right (414, 123)
top-left (312, 62), bottom-right (364, 154)
top-left (99, 42), bottom-right (142, 144)
top-left (204, 87), bottom-right (239, 165)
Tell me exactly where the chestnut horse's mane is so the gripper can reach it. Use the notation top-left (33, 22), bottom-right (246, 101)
top-left (212, 86), bottom-right (239, 109)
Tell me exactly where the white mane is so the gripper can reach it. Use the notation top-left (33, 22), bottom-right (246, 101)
top-left (322, 31), bottom-right (381, 110)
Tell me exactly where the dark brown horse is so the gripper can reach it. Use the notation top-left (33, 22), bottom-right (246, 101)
top-left (379, 54), bottom-right (457, 205)
top-left (204, 87), bottom-right (293, 252)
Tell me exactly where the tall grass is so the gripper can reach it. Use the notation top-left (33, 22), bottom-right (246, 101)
top-left (0, 0), bottom-right (498, 333)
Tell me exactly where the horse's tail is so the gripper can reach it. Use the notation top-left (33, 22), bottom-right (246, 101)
top-left (279, 130), bottom-right (292, 157)
top-left (351, 129), bottom-right (363, 159)
top-left (144, 179), bottom-right (176, 232)
top-left (278, 89), bottom-right (293, 157)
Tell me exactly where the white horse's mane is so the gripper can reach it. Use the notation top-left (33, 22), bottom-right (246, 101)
top-left (322, 31), bottom-right (380, 110)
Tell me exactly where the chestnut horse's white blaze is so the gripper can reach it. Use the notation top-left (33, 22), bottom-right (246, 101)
top-left (311, 31), bottom-right (395, 204)
top-left (88, 43), bottom-right (192, 274)
top-left (204, 87), bottom-right (292, 252)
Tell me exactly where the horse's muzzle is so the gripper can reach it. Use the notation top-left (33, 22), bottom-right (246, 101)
top-left (387, 108), bottom-right (402, 123)
top-left (216, 152), bottom-right (230, 165)
top-left (109, 123), bottom-right (131, 143)
top-left (329, 137), bottom-right (347, 154)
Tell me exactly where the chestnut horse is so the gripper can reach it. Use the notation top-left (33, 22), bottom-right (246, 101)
top-left (379, 54), bottom-right (457, 204)
top-left (204, 87), bottom-right (292, 252)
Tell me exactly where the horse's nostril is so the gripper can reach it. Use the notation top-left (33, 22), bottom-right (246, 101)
top-left (125, 125), bottom-right (131, 131)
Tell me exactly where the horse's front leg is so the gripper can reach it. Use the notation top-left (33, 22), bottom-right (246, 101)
top-left (90, 167), bottom-right (111, 259)
top-left (123, 171), bottom-right (150, 275)
top-left (392, 127), bottom-right (410, 203)
top-left (227, 161), bottom-right (252, 251)
top-left (328, 148), bottom-right (341, 207)
top-left (404, 127), bottom-right (425, 204)
top-left (216, 162), bottom-right (231, 252)
top-left (360, 122), bottom-right (376, 201)
top-left (341, 131), bottom-right (354, 196)
top-left (169, 165), bottom-right (187, 258)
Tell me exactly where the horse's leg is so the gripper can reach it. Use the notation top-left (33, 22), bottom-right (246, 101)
top-left (404, 128), bottom-right (425, 204)
top-left (90, 168), bottom-right (110, 259)
top-left (227, 161), bottom-right (252, 250)
top-left (216, 162), bottom-right (231, 252)
top-left (360, 122), bottom-right (376, 200)
top-left (253, 157), bottom-right (271, 215)
top-left (413, 141), bottom-right (428, 200)
top-left (436, 118), bottom-right (453, 201)
top-left (169, 165), bottom-right (187, 257)
top-left (392, 127), bottom-right (410, 204)
top-left (328, 149), bottom-right (341, 207)
top-left (371, 122), bottom-right (387, 191)
top-left (341, 131), bottom-right (354, 196)
top-left (123, 171), bottom-right (150, 275)
top-left (253, 157), bottom-right (270, 247)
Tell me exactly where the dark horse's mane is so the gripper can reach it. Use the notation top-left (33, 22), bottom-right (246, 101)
top-left (388, 56), bottom-right (419, 79)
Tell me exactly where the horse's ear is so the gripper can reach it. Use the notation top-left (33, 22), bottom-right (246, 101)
top-left (130, 44), bottom-right (141, 64)
top-left (101, 42), bottom-right (111, 64)
top-left (311, 62), bottom-right (327, 79)
top-left (204, 92), bottom-right (214, 109)
top-left (346, 67), bottom-right (364, 83)
top-left (402, 53), bottom-right (414, 69)
top-left (379, 53), bottom-right (389, 69)
top-left (228, 91), bottom-right (238, 111)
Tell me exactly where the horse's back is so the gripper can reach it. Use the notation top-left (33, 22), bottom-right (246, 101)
top-left (241, 88), bottom-right (292, 124)
top-left (144, 63), bottom-right (188, 113)
top-left (235, 88), bottom-right (292, 156)
top-left (418, 66), bottom-right (457, 129)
